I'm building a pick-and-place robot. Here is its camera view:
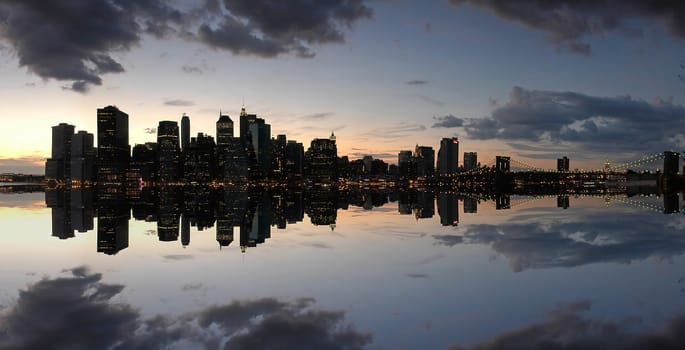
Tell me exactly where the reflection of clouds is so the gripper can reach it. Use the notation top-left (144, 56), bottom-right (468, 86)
top-left (302, 241), bottom-right (334, 249)
top-left (163, 254), bottom-right (194, 261)
top-left (449, 300), bottom-right (685, 350)
top-left (0, 267), bottom-right (372, 349)
top-left (434, 213), bottom-right (685, 272)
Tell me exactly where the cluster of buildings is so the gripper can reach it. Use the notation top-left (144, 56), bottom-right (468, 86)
top-left (45, 106), bottom-right (488, 188)
top-left (396, 137), bottom-right (480, 179)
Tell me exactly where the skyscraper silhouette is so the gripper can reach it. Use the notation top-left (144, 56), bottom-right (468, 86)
top-left (96, 106), bottom-right (129, 185)
top-left (158, 121), bottom-right (180, 182)
top-left (437, 137), bottom-right (459, 175)
top-left (45, 123), bottom-right (75, 183)
top-left (181, 114), bottom-right (190, 151)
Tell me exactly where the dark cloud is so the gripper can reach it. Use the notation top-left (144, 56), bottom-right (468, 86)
top-left (303, 241), bottom-right (334, 249)
top-left (301, 112), bottom-right (335, 120)
top-left (449, 0), bottom-right (685, 55)
top-left (144, 127), bottom-right (157, 134)
top-left (0, 0), bottom-right (183, 92)
top-left (197, 0), bottom-right (372, 58)
top-left (406, 273), bottom-right (429, 278)
top-left (362, 123), bottom-right (427, 141)
top-left (163, 99), bottom-right (195, 107)
top-left (0, 267), bottom-right (372, 349)
top-left (406, 80), bottom-right (429, 85)
top-left (163, 254), bottom-right (194, 260)
top-left (463, 86), bottom-right (685, 160)
top-left (0, 0), bottom-right (371, 92)
top-left (416, 94), bottom-right (445, 107)
top-left (432, 115), bottom-right (465, 128)
top-left (0, 267), bottom-right (138, 349)
top-left (181, 65), bottom-right (203, 74)
top-left (434, 209), bottom-right (685, 272)
top-left (450, 300), bottom-right (685, 350)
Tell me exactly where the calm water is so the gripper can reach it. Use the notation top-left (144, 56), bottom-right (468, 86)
top-left (1, 189), bottom-right (684, 349)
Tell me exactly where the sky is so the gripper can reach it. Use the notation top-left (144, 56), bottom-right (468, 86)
top-left (1, 0), bottom-right (685, 174)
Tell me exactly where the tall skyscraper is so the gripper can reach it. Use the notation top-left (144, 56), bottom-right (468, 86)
top-left (398, 150), bottom-right (413, 178)
top-left (239, 106), bottom-right (271, 178)
top-left (97, 106), bottom-right (129, 185)
top-left (181, 114), bottom-right (190, 151)
top-left (70, 130), bottom-right (95, 185)
top-left (437, 137), bottom-right (459, 175)
top-left (285, 140), bottom-right (305, 181)
top-left (464, 152), bottom-right (478, 171)
top-left (183, 132), bottom-right (216, 182)
top-left (157, 121), bottom-right (180, 182)
top-left (414, 145), bottom-right (435, 177)
top-left (437, 192), bottom-right (459, 226)
top-left (216, 113), bottom-right (234, 146)
top-left (45, 123), bottom-right (75, 182)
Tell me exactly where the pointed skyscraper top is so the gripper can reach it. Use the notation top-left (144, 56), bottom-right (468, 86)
top-left (330, 131), bottom-right (336, 141)
top-left (240, 104), bottom-right (247, 117)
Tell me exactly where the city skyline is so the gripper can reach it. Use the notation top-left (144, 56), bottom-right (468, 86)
top-left (2, 1), bottom-right (685, 174)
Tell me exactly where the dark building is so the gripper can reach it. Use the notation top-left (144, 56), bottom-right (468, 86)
top-left (216, 113), bottom-right (234, 146)
top-left (97, 106), bottom-right (130, 185)
top-left (45, 123), bottom-right (75, 182)
top-left (413, 191), bottom-right (434, 219)
top-left (437, 192), bottom-right (459, 226)
top-left (181, 215), bottom-right (190, 247)
top-left (70, 130), bottom-right (95, 185)
top-left (463, 197), bottom-right (478, 213)
top-left (181, 114), bottom-right (190, 151)
top-left (414, 145), bottom-right (435, 177)
top-left (249, 118), bottom-right (272, 177)
top-left (131, 143), bottom-right (158, 184)
top-left (398, 150), bottom-right (413, 178)
top-left (220, 137), bottom-right (248, 182)
top-left (464, 152), bottom-right (478, 172)
top-left (70, 187), bottom-right (94, 233)
top-left (46, 188), bottom-right (73, 239)
top-left (285, 140), bottom-right (305, 182)
top-left (157, 121), bottom-right (180, 183)
top-left (271, 134), bottom-right (287, 180)
top-left (557, 156), bottom-right (570, 172)
top-left (184, 133), bottom-right (216, 182)
top-left (370, 159), bottom-right (388, 176)
top-left (437, 137), bottom-right (459, 175)
top-left (305, 133), bottom-right (338, 185)
top-left (97, 200), bottom-right (129, 255)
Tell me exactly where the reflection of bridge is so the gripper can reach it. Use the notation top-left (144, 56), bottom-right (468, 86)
top-left (497, 193), bottom-right (682, 214)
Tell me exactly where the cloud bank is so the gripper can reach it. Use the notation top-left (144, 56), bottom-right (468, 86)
top-left (0, 267), bottom-right (372, 349)
top-left (0, 0), bottom-right (372, 92)
top-left (461, 86), bottom-right (685, 159)
top-left (449, 0), bottom-right (685, 55)
top-left (450, 300), bottom-right (685, 350)
top-left (434, 209), bottom-right (685, 272)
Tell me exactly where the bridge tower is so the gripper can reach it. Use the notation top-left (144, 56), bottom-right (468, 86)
top-left (495, 156), bottom-right (510, 173)
top-left (663, 151), bottom-right (679, 175)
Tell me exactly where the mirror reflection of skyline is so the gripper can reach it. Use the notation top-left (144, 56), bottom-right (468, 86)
top-left (42, 186), bottom-right (683, 256)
